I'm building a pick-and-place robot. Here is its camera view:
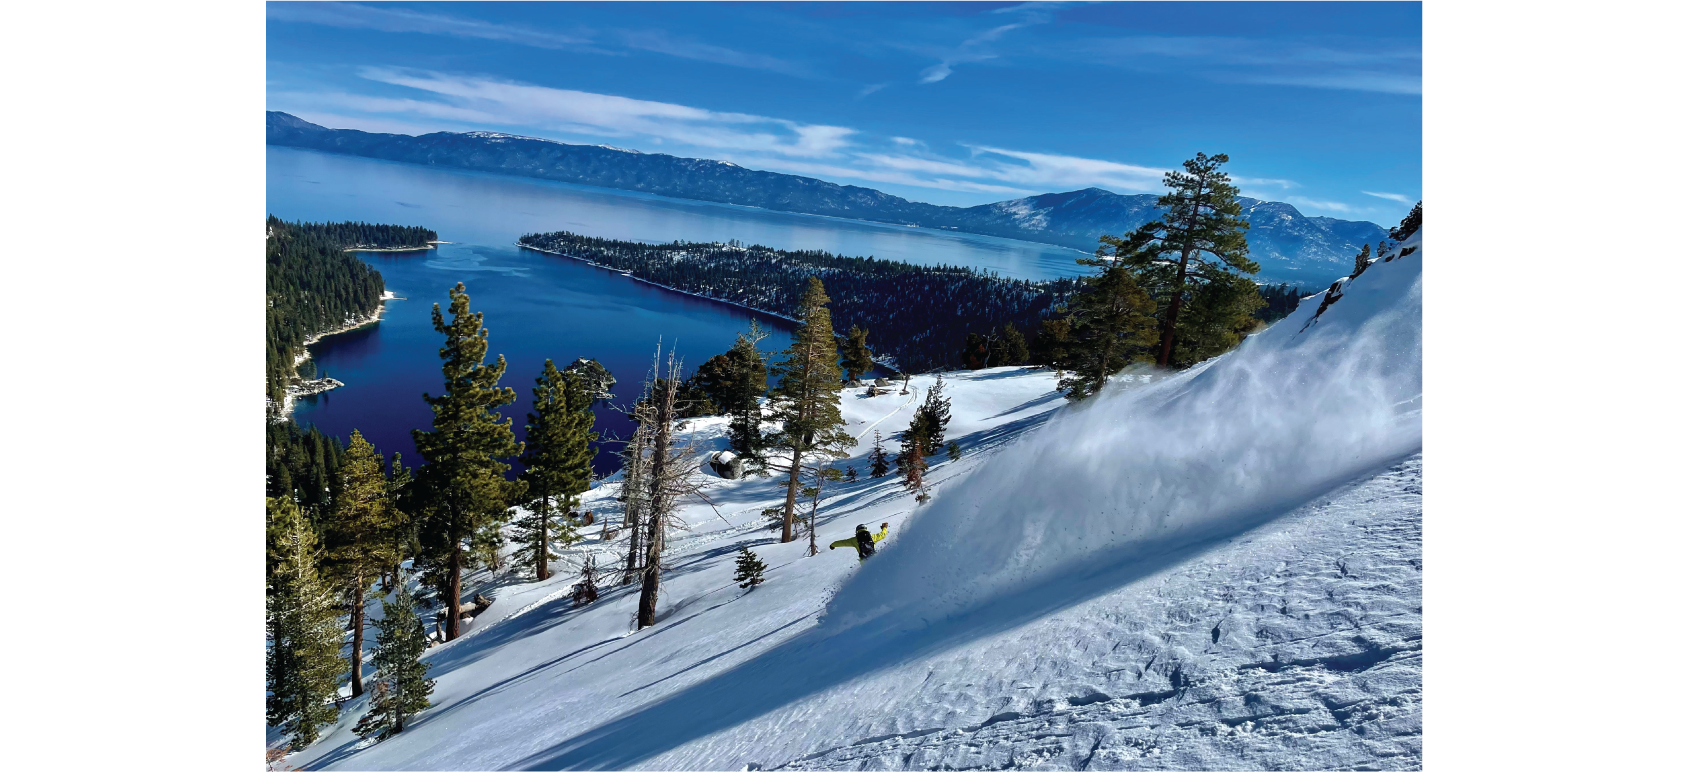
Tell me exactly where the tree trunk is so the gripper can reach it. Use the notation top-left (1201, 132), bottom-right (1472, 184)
top-left (781, 443), bottom-right (802, 543)
top-left (446, 543), bottom-right (462, 640)
top-left (537, 493), bottom-right (550, 582)
top-left (349, 579), bottom-right (366, 697)
top-left (1155, 249), bottom-right (1193, 367)
top-left (637, 381), bottom-right (676, 629)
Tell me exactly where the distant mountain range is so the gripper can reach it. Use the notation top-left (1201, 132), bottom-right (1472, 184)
top-left (268, 111), bottom-right (1389, 286)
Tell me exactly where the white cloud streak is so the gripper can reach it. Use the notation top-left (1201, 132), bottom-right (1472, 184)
top-left (355, 69), bottom-right (853, 157)
top-left (269, 3), bottom-right (807, 75)
top-left (279, 71), bottom-right (1297, 202)
top-left (1069, 34), bottom-right (1421, 96)
top-left (268, 2), bottom-right (592, 49)
top-left (1362, 190), bottom-right (1417, 205)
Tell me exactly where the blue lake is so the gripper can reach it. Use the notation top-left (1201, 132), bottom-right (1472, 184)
top-left (267, 146), bottom-right (1089, 474)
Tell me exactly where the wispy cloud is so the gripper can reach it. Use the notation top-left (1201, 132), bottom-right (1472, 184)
top-left (964, 146), bottom-right (1168, 192)
top-left (267, 2), bottom-right (592, 49)
top-left (1240, 72), bottom-right (1421, 95)
top-left (1362, 190), bottom-right (1417, 205)
top-left (354, 69), bottom-right (854, 157)
top-left (269, 3), bottom-right (808, 76)
top-left (859, 83), bottom-right (889, 97)
top-left (279, 69), bottom-right (1299, 202)
top-left (1067, 34), bottom-right (1421, 95)
top-left (617, 29), bottom-right (812, 76)
top-left (1286, 196), bottom-right (1358, 214)
top-left (989, 2), bottom-right (1067, 16)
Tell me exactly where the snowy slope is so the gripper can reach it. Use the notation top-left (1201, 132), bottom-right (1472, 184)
top-left (279, 233), bottom-right (1422, 771)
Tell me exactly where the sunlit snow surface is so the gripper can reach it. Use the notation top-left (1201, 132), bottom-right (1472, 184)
top-left (283, 234), bottom-right (1422, 771)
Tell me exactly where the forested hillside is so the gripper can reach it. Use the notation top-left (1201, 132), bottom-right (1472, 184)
top-left (265, 217), bottom-right (433, 411)
top-left (518, 231), bottom-right (1081, 371)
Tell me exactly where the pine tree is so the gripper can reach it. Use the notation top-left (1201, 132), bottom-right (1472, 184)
top-left (1389, 201), bottom-right (1423, 242)
top-left (1031, 317), bottom-right (1075, 371)
top-left (1352, 243), bottom-right (1372, 278)
top-left (266, 497), bottom-right (346, 750)
top-left (842, 325), bottom-right (875, 381)
top-left (734, 547), bottom-right (768, 589)
top-left (691, 324), bottom-right (770, 466)
top-left (898, 434), bottom-right (930, 504)
top-left (323, 430), bottom-right (400, 699)
top-left (1166, 269), bottom-right (1265, 368)
top-left (868, 430), bottom-right (891, 479)
top-left (515, 359), bottom-right (595, 581)
top-left (412, 283), bottom-right (525, 641)
top-left (572, 555), bottom-right (600, 607)
top-left (962, 331), bottom-right (990, 369)
top-left (352, 582), bottom-right (434, 741)
top-left (1109, 153), bottom-right (1257, 367)
top-left (946, 441), bottom-right (962, 462)
top-left (909, 376), bottom-right (952, 449)
top-left (766, 278), bottom-right (855, 543)
top-left (1058, 249), bottom-right (1161, 400)
top-left (844, 465), bottom-right (859, 482)
top-left (383, 453), bottom-right (415, 591)
top-left (991, 323), bottom-right (1029, 366)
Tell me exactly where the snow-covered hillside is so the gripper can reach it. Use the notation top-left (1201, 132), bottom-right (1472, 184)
top-left (278, 233), bottom-right (1422, 771)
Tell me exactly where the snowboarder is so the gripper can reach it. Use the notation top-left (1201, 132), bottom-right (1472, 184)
top-left (830, 523), bottom-right (889, 561)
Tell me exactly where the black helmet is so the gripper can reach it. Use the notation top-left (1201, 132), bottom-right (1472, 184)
top-left (855, 523), bottom-right (868, 531)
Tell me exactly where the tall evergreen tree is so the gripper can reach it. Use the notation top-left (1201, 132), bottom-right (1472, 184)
top-left (1389, 201), bottom-right (1423, 242)
top-left (766, 278), bottom-right (855, 543)
top-left (868, 430), bottom-right (891, 479)
top-left (690, 324), bottom-right (770, 464)
top-left (266, 497), bottom-right (346, 750)
top-left (352, 582), bottom-right (434, 741)
top-left (1111, 153), bottom-right (1257, 366)
top-left (961, 332), bottom-right (991, 370)
top-left (1031, 317), bottom-right (1076, 371)
top-left (515, 360), bottom-right (595, 581)
top-left (898, 433), bottom-right (931, 504)
top-left (323, 430), bottom-right (400, 698)
top-left (990, 323), bottom-right (1030, 366)
top-left (1059, 244), bottom-right (1161, 400)
top-left (382, 453), bottom-right (415, 591)
top-left (1166, 269), bottom-right (1265, 368)
top-left (842, 325), bottom-right (875, 381)
top-left (411, 283), bottom-right (524, 641)
top-left (908, 376), bottom-right (952, 449)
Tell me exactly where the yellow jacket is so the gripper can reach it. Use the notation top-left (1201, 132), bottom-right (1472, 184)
top-left (830, 526), bottom-right (888, 555)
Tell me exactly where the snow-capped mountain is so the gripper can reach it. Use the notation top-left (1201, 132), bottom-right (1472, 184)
top-left (267, 112), bottom-right (1389, 285)
top-left (272, 230), bottom-right (1423, 770)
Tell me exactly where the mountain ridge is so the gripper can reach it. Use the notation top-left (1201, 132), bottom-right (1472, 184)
top-left (267, 112), bottom-right (1387, 285)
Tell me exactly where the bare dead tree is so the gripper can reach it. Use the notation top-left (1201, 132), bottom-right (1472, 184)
top-left (629, 343), bottom-right (721, 630)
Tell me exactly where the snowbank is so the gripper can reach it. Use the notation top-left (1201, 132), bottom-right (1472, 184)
top-left (830, 231), bottom-right (1422, 636)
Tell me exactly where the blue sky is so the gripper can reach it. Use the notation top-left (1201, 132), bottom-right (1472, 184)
top-left (266, 2), bottom-right (1421, 226)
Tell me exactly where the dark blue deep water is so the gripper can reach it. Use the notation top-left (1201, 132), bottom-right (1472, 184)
top-left (267, 146), bottom-right (1086, 474)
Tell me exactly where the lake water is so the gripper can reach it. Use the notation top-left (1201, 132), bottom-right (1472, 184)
top-left (267, 146), bottom-right (1089, 475)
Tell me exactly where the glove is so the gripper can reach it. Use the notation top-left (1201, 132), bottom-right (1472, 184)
top-left (829, 545), bottom-right (835, 550)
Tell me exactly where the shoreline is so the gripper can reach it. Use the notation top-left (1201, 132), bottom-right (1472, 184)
top-left (269, 290), bottom-right (399, 423)
top-left (516, 243), bottom-right (801, 324)
top-left (343, 241), bottom-right (448, 254)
